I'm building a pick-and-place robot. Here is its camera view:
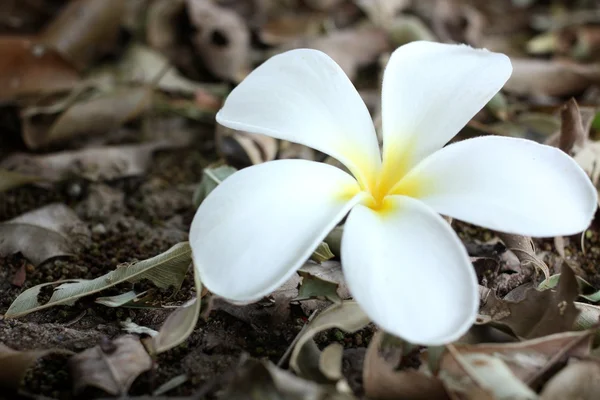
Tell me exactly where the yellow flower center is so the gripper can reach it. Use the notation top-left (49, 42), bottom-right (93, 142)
top-left (339, 139), bottom-right (429, 213)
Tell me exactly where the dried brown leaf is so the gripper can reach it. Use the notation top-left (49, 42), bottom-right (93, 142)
top-left (0, 37), bottom-right (79, 103)
top-left (354, 0), bottom-right (411, 27)
top-left (223, 358), bottom-right (353, 400)
top-left (290, 301), bottom-right (370, 377)
top-left (363, 331), bottom-right (449, 400)
top-left (437, 331), bottom-right (592, 389)
top-left (1, 138), bottom-right (190, 182)
top-left (186, 0), bottom-right (250, 82)
top-left (21, 87), bottom-right (151, 149)
top-left (505, 58), bottom-right (600, 97)
top-left (0, 344), bottom-right (73, 390)
top-left (216, 124), bottom-right (277, 167)
top-left (0, 203), bottom-right (90, 266)
top-left (259, 13), bottom-right (324, 45)
top-left (40, 0), bottom-right (125, 70)
top-left (69, 335), bottom-right (152, 395)
top-left (478, 263), bottom-right (581, 339)
top-left (540, 360), bottom-right (600, 400)
top-left (498, 232), bottom-right (549, 280)
top-left (279, 27), bottom-right (390, 81)
top-left (440, 345), bottom-right (538, 399)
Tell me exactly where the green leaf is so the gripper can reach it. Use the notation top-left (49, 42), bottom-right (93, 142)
top-left (5, 242), bottom-right (192, 318)
top-left (149, 269), bottom-right (202, 354)
top-left (193, 164), bottom-right (237, 207)
top-left (539, 273), bottom-right (600, 302)
top-left (290, 301), bottom-right (370, 377)
top-left (95, 290), bottom-right (158, 308)
top-left (309, 242), bottom-right (335, 263)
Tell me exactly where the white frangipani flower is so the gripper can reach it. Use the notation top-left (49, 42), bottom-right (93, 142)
top-left (190, 41), bottom-right (597, 345)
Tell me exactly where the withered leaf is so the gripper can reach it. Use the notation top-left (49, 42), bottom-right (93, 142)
top-left (223, 358), bottom-right (353, 400)
top-left (437, 331), bottom-right (592, 390)
top-left (69, 335), bottom-right (152, 395)
top-left (5, 242), bottom-right (191, 318)
top-left (297, 261), bottom-right (350, 302)
top-left (497, 232), bottom-right (549, 279)
top-left (0, 37), bottom-right (79, 103)
top-left (216, 124), bottom-right (278, 167)
top-left (41, 0), bottom-right (126, 71)
top-left (290, 301), bottom-right (370, 377)
top-left (540, 360), bottom-right (600, 400)
top-left (193, 164), bottom-right (237, 208)
top-left (363, 331), bottom-right (449, 400)
top-left (478, 263), bottom-right (580, 339)
top-left (0, 344), bottom-right (73, 390)
top-left (186, 0), bottom-right (250, 82)
top-left (440, 347), bottom-right (537, 399)
top-left (279, 27), bottom-right (390, 81)
top-left (505, 58), bottom-right (600, 97)
top-left (21, 87), bottom-right (151, 149)
top-left (0, 203), bottom-right (90, 266)
top-left (1, 138), bottom-right (191, 183)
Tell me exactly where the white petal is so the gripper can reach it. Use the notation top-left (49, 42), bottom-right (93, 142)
top-left (407, 136), bottom-right (597, 236)
top-left (216, 49), bottom-right (381, 190)
top-left (341, 196), bottom-right (478, 345)
top-left (190, 159), bottom-right (364, 302)
top-left (381, 41), bottom-right (512, 172)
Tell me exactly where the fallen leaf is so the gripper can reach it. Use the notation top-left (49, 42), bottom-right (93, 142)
top-left (192, 164), bottom-right (237, 208)
top-left (186, 0), bottom-right (250, 82)
top-left (309, 242), bottom-right (335, 263)
top-left (290, 301), bottom-right (370, 376)
top-left (540, 360), bottom-right (600, 400)
top-left (0, 344), bottom-right (73, 390)
top-left (497, 232), bottom-right (550, 280)
top-left (5, 242), bottom-right (192, 318)
top-left (259, 12), bottom-right (325, 45)
top-left (440, 347), bottom-right (538, 399)
top-left (95, 291), bottom-right (154, 308)
top-left (216, 125), bottom-right (278, 167)
top-left (69, 335), bottom-right (152, 395)
top-left (387, 15), bottom-right (437, 46)
top-left (93, 44), bottom-right (227, 96)
top-left (279, 27), bottom-right (390, 81)
top-left (539, 273), bottom-right (600, 302)
top-left (0, 36), bottom-right (80, 104)
top-left (149, 270), bottom-right (202, 354)
top-left (1, 139), bottom-right (191, 182)
top-left (11, 263), bottom-right (27, 287)
top-left (40, 0), bottom-right (126, 71)
top-left (152, 374), bottom-right (188, 396)
top-left (478, 263), bottom-right (581, 339)
top-left (297, 261), bottom-right (350, 302)
top-left (0, 203), bottom-right (90, 266)
top-left (0, 169), bottom-right (42, 192)
top-left (363, 331), bottom-right (449, 400)
top-left (354, 0), bottom-right (411, 27)
top-left (504, 58), bottom-right (600, 97)
top-left (222, 358), bottom-right (353, 400)
top-left (436, 331), bottom-right (592, 389)
top-left (21, 87), bottom-right (151, 149)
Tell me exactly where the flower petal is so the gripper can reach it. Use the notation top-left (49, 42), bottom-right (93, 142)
top-left (190, 159), bottom-right (364, 302)
top-left (341, 196), bottom-right (478, 345)
top-left (404, 136), bottom-right (597, 236)
top-left (381, 41), bottom-right (512, 174)
top-left (216, 49), bottom-right (381, 190)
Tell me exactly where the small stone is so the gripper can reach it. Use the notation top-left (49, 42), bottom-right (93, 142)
top-left (92, 224), bottom-right (107, 235)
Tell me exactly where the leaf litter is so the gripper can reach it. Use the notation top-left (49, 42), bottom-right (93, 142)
top-left (4, 0), bottom-right (600, 398)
